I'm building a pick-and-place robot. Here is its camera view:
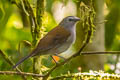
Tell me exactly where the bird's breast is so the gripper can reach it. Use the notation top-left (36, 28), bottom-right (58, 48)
top-left (56, 30), bottom-right (76, 54)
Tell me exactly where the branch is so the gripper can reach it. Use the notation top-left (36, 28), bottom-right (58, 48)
top-left (50, 71), bottom-right (120, 80)
top-left (81, 51), bottom-right (120, 55)
top-left (0, 71), bottom-right (44, 77)
top-left (21, 0), bottom-right (38, 44)
top-left (36, 0), bottom-right (44, 28)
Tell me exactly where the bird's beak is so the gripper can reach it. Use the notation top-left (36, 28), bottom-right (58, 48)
top-left (74, 17), bottom-right (80, 21)
top-left (73, 17), bottom-right (80, 22)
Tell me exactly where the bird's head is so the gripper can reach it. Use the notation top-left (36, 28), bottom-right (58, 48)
top-left (59, 16), bottom-right (80, 29)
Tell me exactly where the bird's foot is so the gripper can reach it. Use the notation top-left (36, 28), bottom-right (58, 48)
top-left (51, 56), bottom-right (59, 65)
top-left (54, 54), bottom-right (66, 61)
top-left (51, 54), bottom-right (67, 65)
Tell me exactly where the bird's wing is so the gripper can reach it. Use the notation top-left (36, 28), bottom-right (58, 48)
top-left (35, 26), bottom-right (70, 53)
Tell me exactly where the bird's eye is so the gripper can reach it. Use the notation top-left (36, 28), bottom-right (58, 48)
top-left (68, 19), bottom-right (72, 21)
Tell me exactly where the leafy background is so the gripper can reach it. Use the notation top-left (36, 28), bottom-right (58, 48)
top-left (0, 0), bottom-right (120, 80)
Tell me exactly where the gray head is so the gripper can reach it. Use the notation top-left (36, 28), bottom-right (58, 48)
top-left (59, 16), bottom-right (80, 29)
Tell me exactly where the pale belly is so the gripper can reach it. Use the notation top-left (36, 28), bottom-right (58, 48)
top-left (55, 33), bottom-right (76, 54)
top-left (56, 42), bottom-right (72, 54)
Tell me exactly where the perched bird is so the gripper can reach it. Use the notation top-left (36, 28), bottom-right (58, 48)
top-left (13, 16), bottom-right (80, 69)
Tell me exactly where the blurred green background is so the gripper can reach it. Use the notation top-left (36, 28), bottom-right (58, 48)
top-left (0, 0), bottom-right (120, 79)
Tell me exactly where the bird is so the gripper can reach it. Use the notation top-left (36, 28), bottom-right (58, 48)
top-left (13, 16), bottom-right (80, 69)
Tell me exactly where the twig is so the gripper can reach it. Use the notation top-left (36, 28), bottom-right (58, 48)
top-left (0, 50), bottom-right (27, 80)
top-left (20, 0), bottom-right (29, 16)
top-left (81, 51), bottom-right (120, 55)
top-left (0, 71), bottom-right (44, 77)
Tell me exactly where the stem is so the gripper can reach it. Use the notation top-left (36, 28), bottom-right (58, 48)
top-left (33, 0), bottom-right (45, 79)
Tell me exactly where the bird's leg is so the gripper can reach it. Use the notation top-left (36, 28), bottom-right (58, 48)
top-left (51, 55), bottom-right (59, 64)
top-left (54, 53), bottom-right (66, 61)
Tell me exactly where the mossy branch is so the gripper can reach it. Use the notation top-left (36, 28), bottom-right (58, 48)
top-left (51, 71), bottom-right (120, 80)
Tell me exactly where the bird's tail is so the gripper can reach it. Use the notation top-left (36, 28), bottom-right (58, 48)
top-left (12, 50), bottom-right (37, 69)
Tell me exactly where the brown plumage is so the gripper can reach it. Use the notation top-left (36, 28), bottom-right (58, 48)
top-left (33, 26), bottom-right (70, 56)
